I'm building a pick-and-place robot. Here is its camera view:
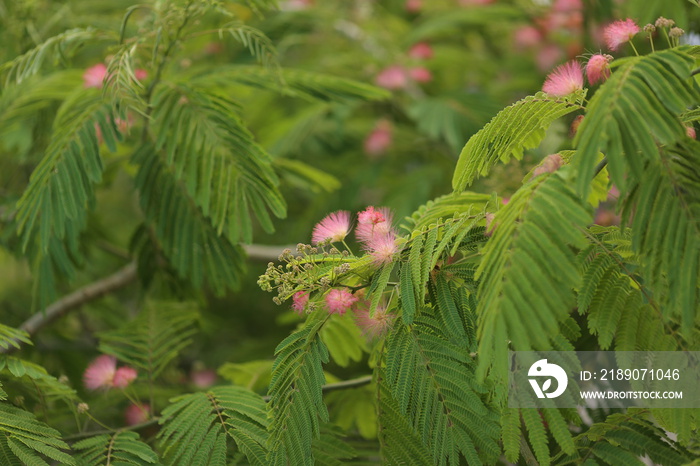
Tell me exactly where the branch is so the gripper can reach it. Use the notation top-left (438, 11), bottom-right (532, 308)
top-left (262, 374), bottom-right (373, 401)
top-left (0, 262), bottom-right (138, 355)
top-left (0, 244), bottom-right (295, 354)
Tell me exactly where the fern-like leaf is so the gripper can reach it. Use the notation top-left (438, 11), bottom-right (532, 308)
top-left (452, 91), bottom-right (583, 192)
top-left (98, 301), bottom-right (198, 380)
top-left (385, 311), bottom-right (501, 465)
top-left (476, 170), bottom-right (592, 380)
top-left (0, 402), bottom-right (75, 465)
top-left (267, 321), bottom-right (329, 465)
top-left (573, 47), bottom-right (698, 197)
top-left (73, 431), bottom-right (158, 465)
top-left (132, 144), bottom-right (247, 293)
top-left (0, 324), bottom-right (31, 351)
top-left (150, 84), bottom-right (285, 244)
top-left (158, 385), bottom-right (268, 465)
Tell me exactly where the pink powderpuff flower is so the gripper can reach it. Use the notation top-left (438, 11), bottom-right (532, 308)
top-left (536, 44), bottom-right (564, 72)
top-left (83, 355), bottom-right (117, 390)
top-left (409, 42), bottom-right (433, 60)
top-left (375, 66), bottom-right (408, 90)
top-left (409, 67), bottom-right (432, 83)
top-left (603, 19), bottom-right (640, 51)
top-left (125, 403), bottom-right (150, 426)
top-left (191, 368), bottom-right (217, 388)
top-left (513, 26), bottom-right (543, 50)
top-left (356, 206), bottom-right (393, 243)
top-left (405, 0), bottom-right (421, 12)
top-left (83, 64), bottom-right (108, 89)
top-left (134, 69), bottom-right (148, 81)
top-left (364, 120), bottom-right (393, 156)
top-left (112, 366), bottom-right (138, 388)
top-left (542, 61), bottom-right (584, 96)
top-left (312, 211), bottom-right (351, 244)
top-left (354, 304), bottom-right (395, 340)
top-left (366, 233), bottom-right (399, 266)
top-left (291, 291), bottom-right (310, 315)
top-left (459, 0), bottom-right (495, 5)
top-left (553, 0), bottom-right (582, 12)
top-left (325, 289), bottom-right (359, 315)
top-left (586, 54), bottom-right (612, 85)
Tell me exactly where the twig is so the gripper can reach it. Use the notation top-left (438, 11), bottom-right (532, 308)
top-left (0, 244), bottom-right (301, 354)
top-left (262, 374), bottom-right (373, 402)
top-left (0, 263), bottom-right (139, 355)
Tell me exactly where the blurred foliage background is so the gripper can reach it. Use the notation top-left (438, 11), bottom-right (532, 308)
top-left (1, 0), bottom-right (699, 447)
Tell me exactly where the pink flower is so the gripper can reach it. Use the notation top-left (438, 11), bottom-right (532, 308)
top-left (83, 64), bottom-right (108, 89)
top-left (553, 0), bottom-right (582, 11)
top-left (281, 0), bottom-right (314, 10)
top-left (134, 69), bottom-right (148, 81)
top-left (542, 61), bottom-right (584, 96)
top-left (405, 0), bottom-right (421, 12)
top-left (586, 54), bottom-right (612, 85)
top-left (536, 44), bottom-right (563, 72)
top-left (409, 42), bottom-right (433, 60)
top-left (356, 206), bottom-right (393, 243)
top-left (364, 120), bottom-right (393, 156)
top-left (291, 291), bottom-right (309, 314)
top-left (595, 208), bottom-right (620, 226)
top-left (191, 369), bottom-right (217, 388)
top-left (84, 355), bottom-right (117, 390)
top-left (312, 211), bottom-right (351, 244)
top-left (325, 289), bottom-right (359, 315)
top-left (686, 126), bottom-right (696, 139)
top-left (459, 0), bottom-right (495, 5)
top-left (125, 403), bottom-right (150, 426)
top-left (354, 304), bottom-right (395, 340)
top-left (366, 233), bottom-right (399, 266)
top-left (513, 26), bottom-right (543, 49)
top-left (113, 366), bottom-right (138, 388)
top-left (409, 67), bottom-right (432, 83)
top-left (375, 66), bottom-right (408, 90)
top-left (603, 19), bottom-right (640, 51)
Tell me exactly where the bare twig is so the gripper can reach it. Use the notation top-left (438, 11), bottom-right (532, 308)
top-left (0, 262), bottom-right (139, 355)
top-left (0, 244), bottom-right (295, 354)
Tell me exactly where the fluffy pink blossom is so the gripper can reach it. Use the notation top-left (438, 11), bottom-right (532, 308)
top-left (83, 64), bottom-right (108, 89)
top-left (356, 206), bottom-right (393, 243)
top-left (134, 69), bottom-right (148, 81)
top-left (113, 366), bottom-right (138, 388)
top-left (586, 54), bottom-right (612, 85)
top-left (375, 66), bottom-right (408, 90)
top-left (459, 0), bottom-right (495, 5)
top-left (603, 19), bottom-right (640, 51)
top-left (409, 67), bottom-right (432, 83)
top-left (366, 233), bottom-right (399, 266)
top-left (409, 42), bottom-right (433, 60)
top-left (291, 291), bottom-right (309, 314)
top-left (364, 121), bottom-right (393, 156)
top-left (354, 304), bottom-right (395, 340)
top-left (536, 44), bottom-right (564, 72)
top-left (312, 211), bottom-right (351, 244)
top-left (553, 0), bottom-right (582, 12)
top-left (513, 26), bottom-right (543, 49)
top-left (405, 0), bottom-right (421, 12)
top-left (542, 61), bottom-right (584, 96)
top-left (325, 289), bottom-right (359, 315)
top-left (191, 368), bottom-right (217, 388)
top-left (83, 355), bottom-right (117, 390)
top-left (125, 403), bottom-right (150, 426)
